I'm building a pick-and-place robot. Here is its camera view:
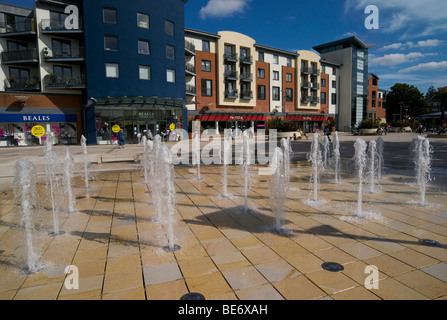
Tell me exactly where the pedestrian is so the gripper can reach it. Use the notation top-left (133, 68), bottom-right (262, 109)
top-left (325, 126), bottom-right (331, 142)
top-left (118, 128), bottom-right (125, 149)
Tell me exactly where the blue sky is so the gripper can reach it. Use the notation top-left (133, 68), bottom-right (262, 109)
top-left (6, 0), bottom-right (447, 94)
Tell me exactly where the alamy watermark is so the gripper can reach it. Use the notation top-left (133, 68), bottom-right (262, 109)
top-left (364, 5), bottom-right (379, 30)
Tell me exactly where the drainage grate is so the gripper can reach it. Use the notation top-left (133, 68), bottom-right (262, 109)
top-left (418, 239), bottom-right (441, 247)
top-left (180, 292), bottom-right (206, 300)
top-left (322, 262), bottom-right (344, 272)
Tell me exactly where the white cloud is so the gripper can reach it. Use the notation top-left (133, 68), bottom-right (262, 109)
top-left (381, 42), bottom-right (404, 51)
top-left (400, 61), bottom-right (447, 72)
top-left (199, 0), bottom-right (251, 19)
top-left (370, 52), bottom-right (426, 66)
top-left (406, 39), bottom-right (444, 48)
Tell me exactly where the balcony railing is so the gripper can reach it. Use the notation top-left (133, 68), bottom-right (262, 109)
top-left (40, 19), bottom-right (83, 32)
top-left (1, 49), bottom-right (39, 64)
top-left (225, 89), bottom-right (238, 99)
top-left (224, 70), bottom-right (238, 80)
top-left (185, 63), bottom-right (196, 75)
top-left (311, 68), bottom-right (320, 76)
top-left (224, 53), bottom-right (238, 62)
top-left (311, 82), bottom-right (320, 90)
top-left (241, 90), bottom-right (253, 100)
top-left (44, 74), bottom-right (86, 89)
top-left (301, 81), bottom-right (311, 88)
top-left (301, 96), bottom-right (311, 103)
top-left (0, 19), bottom-right (37, 35)
top-left (301, 66), bottom-right (311, 74)
top-left (240, 55), bottom-right (252, 64)
top-left (186, 84), bottom-right (196, 95)
top-left (43, 47), bottom-right (85, 61)
top-left (311, 96), bottom-right (320, 103)
top-left (185, 40), bottom-right (195, 55)
top-left (240, 73), bottom-right (253, 82)
top-left (4, 77), bottom-right (40, 91)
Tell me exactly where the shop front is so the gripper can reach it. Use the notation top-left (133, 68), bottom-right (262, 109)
top-left (0, 113), bottom-right (78, 147)
top-left (91, 97), bottom-right (187, 145)
top-left (286, 115), bottom-right (328, 133)
top-left (198, 113), bottom-right (267, 134)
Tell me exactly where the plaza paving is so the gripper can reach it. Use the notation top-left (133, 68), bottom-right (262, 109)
top-left (1, 132), bottom-right (447, 300)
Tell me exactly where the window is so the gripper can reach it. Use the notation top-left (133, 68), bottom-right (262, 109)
top-left (52, 38), bottom-right (71, 56)
top-left (286, 88), bottom-right (293, 102)
top-left (273, 55), bottom-right (279, 64)
top-left (7, 40), bottom-right (27, 51)
top-left (166, 45), bottom-right (175, 60)
top-left (201, 79), bottom-right (212, 96)
top-left (321, 92), bottom-right (327, 104)
top-left (257, 68), bottom-right (265, 79)
top-left (9, 67), bottom-right (29, 82)
top-left (273, 71), bottom-right (279, 81)
top-left (257, 85), bottom-right (266, 100)
top-left (137, 13), bottom-right (150, 29)
top-left (54, 65), bottom-right (72, 79)
top-left (331, 93), bottom-right (337, 105)
top-left (167, 69), bottom-right (175, 83)
top-left (165, 20), bottom-right (174, 36)
top-left (286, 58), bottom-right (292, 67)
top-left (202, 40), bottom-right (210, 52)
top-left (138, 40), bottom-right (150, 55)
top-left (321, 79), bottom-right (326, 87)
top-left (286, 73), bottom-right (292, 82)
top-left (332, 80), bottom-right (336, 89)
top-left (139, 65), bottom-right (151, 80)
top-left (258, 52), bottom-right (264, 62)
top-left (201, 60), bottom-right (211, 72)
top-left (50, 11), bottom-right (69, 28)
top-left (104, 35), bottom-right (118, 51)
top-left (103, 8), bottom-right (117, 24)
top-left (105, 63), bottom-right (119, 78)
top-left (272, 87), bottom-right (280, 101)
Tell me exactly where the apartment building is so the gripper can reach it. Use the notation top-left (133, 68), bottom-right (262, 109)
top-left (314, 36), bottom-right (372, 131)
top-left (185, 29), bottom-right (331, 134)
top-left (367, 73), bottom-right (386, 121)
top-left (0, 0), bottom-right (189, 146)
top-left (0, 1), bottom-right (83, 146)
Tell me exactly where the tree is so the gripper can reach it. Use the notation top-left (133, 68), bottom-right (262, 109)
top-left (437, 86), bottom-right (447, 123)
top-left (386, 83), bottom-right (427, 123)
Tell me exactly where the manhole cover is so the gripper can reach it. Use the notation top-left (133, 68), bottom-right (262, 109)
top-left (180, 292), bottom-right (206, 300)
top-left (418, 239), bottom-right (441, 247)
top-left (322, 262), bottom-right (344, 272)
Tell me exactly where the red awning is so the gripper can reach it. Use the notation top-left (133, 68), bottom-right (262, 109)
top-left (286, 116), bottom-right (327, 121)
top-left (200, 115), bottom-right (267, 122)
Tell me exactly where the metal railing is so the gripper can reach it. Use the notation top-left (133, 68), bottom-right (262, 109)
top-left (40, 19), bottom-right (83, 31)
top-left (0, 19), bottom-right (36, 34)
top-left (1, 49), bottom-right (38, 63)
top-left (44, 74), bottom-right (86, 89)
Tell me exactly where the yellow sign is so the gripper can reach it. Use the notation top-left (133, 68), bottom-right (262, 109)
top-left (169, 123), bottom-right (175, 131)
top-left (31, 125), bottom-right (45, 137)
top-left (112, 125), bottom-right (121, 133)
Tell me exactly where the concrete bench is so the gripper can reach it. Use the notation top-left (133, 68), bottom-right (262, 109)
top-left (97, 153), bottom-right (141, 164)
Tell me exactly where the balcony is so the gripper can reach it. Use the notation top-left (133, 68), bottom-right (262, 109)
top-left (311, 96), bottom-right (320, 103)
top-left (186, 84), bottom-right (196, 96)
top-left (225, 89), bottom-right (238, 99)
top-left (241, 90), bottom-right (253, 100)
top-left (301, 81), bottom-right (311, 89)
top-left (311, 68), bottom-right (320, 76)
top-left (1, 49), bottom-right (39, 65)
top-left (240, 73), bottom-right (253, 82)
top-left (224, 70), bottom-right (238, 81)
top-left (301, 66), bottom-right (311, 74)
top-left (185, 40), bottom-right (196, 55)
top-left (185, 63), bottom-right (196, 76)
top-left (311, 82), bottom-right (320, 90)
top-left (0, 19), bottom-right (37, 39)
top-left (42, 47), bottom-right (85, 63)
top-left (4, 77), bottom-right (40, 92)
top-left (301, 96), bottom-right (311, 103)
top-left (44, 74), bottom-right (86, 90)
top-left (240, 55), bottom-right (253, 65)
top-left (224, 53), bottom-right (238, 63)
top-left (40, 19), bottom-right (83, 36)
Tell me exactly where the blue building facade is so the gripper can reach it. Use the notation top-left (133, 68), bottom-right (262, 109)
top-left (82, 0), bottom-right (188, 144)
